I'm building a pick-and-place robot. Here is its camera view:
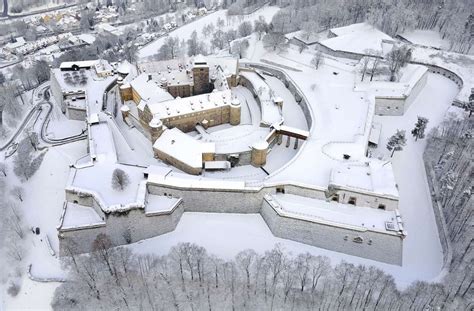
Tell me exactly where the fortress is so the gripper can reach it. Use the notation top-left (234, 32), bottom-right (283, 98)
top-left (51, 55), bottom-right (409, 266)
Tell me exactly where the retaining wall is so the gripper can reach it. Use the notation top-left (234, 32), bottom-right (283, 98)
top-left (261, 197), bottom-right (403, 265)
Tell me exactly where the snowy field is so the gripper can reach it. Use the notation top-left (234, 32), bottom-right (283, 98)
top-left (2, 140), bottom-right (87, 310)
top-left (138, 6), bottom-right (280, 59)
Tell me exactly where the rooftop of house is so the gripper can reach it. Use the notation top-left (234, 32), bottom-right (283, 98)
top-left (153, 128), bottom-right (215, 169)
top-left (150, 89), bottom-right (234, 119)
top-left (130, 72), bottom-right (174, 105)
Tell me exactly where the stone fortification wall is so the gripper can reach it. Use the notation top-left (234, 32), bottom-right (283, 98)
top-left (260, 197), bottom-right (403, 265)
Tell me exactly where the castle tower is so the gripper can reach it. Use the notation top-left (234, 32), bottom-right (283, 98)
top-left (149, 117), bottom-right (164, 144)
top-left (230, 99), bottom-right (241, 126)
top-left (192, 56), bottom-right (210, 95)
top-left (120, 105), bottom-right (130, 123)
top-left (251, 141), bottom-right (269, 167)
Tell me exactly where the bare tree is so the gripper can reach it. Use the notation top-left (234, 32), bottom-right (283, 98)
top-left (111, 168), bottom-right (130, 191)
top-left (263, 33), bottom-right (287, 52)
top-left (13, 137), bottom-right (45, 181)
top-left (359, 56), bottom-right (371, 81)
top-left (10, 186), bottom-right (24, 202)
top-left (311, 51), bottom-right (324, 70)
top-left (238, 21), bottom-right (253, 38)
top-left (254, 16), bottom-right (268, 40)
top-left (386, 45), bottom-right (412, 82)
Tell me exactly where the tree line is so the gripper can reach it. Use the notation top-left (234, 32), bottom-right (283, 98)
top-left (424, 113), bottom-right (473, 298)
top-left (52, 235), bottom-right (472, 310)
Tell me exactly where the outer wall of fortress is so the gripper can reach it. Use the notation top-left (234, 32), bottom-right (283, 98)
top-left (61, 181), bottom-right (403, 266)
top-left (59, 64), bottom-right (403, 266)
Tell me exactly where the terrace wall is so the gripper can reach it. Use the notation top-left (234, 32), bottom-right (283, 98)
top-left (261, 198), bottom-right (403, 265)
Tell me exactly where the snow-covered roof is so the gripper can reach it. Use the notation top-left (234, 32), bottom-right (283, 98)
top-left (368, 122), bottom-right (381, 145)
top-left (268, 194), bottom-right (401, 233)
top-left (322, 23), bottom-right (393, 55)
top-left (153, 128), bottom-right (215, 169)
top-left (398, 30), bottom-right (450, 50)
top-left (150, 89), bottom-right (233, 119)
top-left (5, 37), bottom-right (26, 50)
top-left (97, 23), bottom-right (122, 35)
top-left (193, 54), bottom-right (207, 66)
top-left (117, 60), bottom-right (132, 75)
top-left (329, 161), bottom-right (399, 198)
top-left (129, 72), bottom-right (174, 104)
top-left (77, 33), bottom-right (96, 45)
top-left (60, 60), bottom-right (98, 69)
top-left (207, 56), bottom-right (239, 77)
top-left (94, 59), bottom-right (113, 75)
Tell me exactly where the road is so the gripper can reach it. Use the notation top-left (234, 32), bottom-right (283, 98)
top-left (0, 85), bottom-right (87, 152)
top-left (1, 1), bottom-right (79, 19)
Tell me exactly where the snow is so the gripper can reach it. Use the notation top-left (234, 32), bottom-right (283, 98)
top-left (138, 6), bottom-right (280, 59)
top-left (62, 202), bottom-right (104, 229)
top-left (127, 212), bottom-right (431, 287)
top-left (399, 30), bottom-right (450, 50)
top-left (329, 161), bottom-right (399, 198)
top-left (59, 60), bottom-right (98, 70)
top-left (71, 162), bottom-right (145, 207)
top-left (231, 86), bottom-right (259, 125)
top-left (2, 141), bottom-right (86, 310)
top-left (270, 193), bottom-right (400, 232)
top-left (145, 195), bottom-right (181, 214)
top-left (153, 127), bottom-right (215, 170)
top-left (263, 75), bottom-right (308, 130)
top-left (322, 23), bottom-right (393, 55)
top-left (148, 169), bottom-right (247, 190)
top-left (409, 46), bottom-right (474, 102)
top-left (77, 33), bottom-right (96, 45)
top-left (89, 121), bottom-right (117, 162)
top-left (356, 64), bottom-right (428, 98)
top-left (199, 124), bottom-right (268, 154)
top-left (130, 72), bottom-right (174, 104)
top-left (151, 89), bottom-right (233, 118)
top-left (240, 70), bottom-right (282, 126)
top-left (372, 73), bottom-right (459, 283)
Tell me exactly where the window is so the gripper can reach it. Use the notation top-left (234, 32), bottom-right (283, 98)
top-left (378, 204), bottom-right (386, 210)
top-left (331, 194), bottom-right (339, 202)
top-left (348, 197), bottom-right (356, 205)
top-left (276, 186), bottom-right (285, 194)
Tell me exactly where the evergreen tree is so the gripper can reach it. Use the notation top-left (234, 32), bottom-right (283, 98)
top-left (411, 116), bottom-right (429, 141)
top-left (386, 130), bottom-right (407, 157)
